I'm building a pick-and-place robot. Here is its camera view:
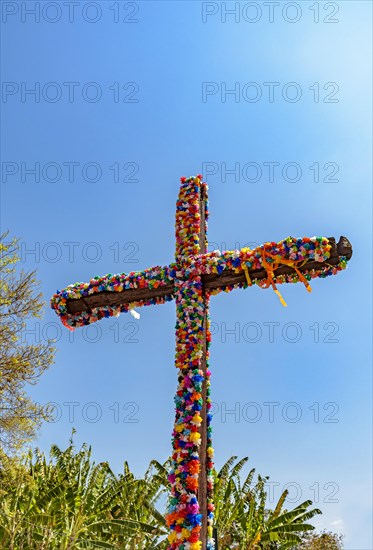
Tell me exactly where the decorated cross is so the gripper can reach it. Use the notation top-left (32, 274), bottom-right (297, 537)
top-left (51, 176), bottom-right (352, 550)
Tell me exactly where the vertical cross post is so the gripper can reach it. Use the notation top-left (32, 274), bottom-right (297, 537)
top-left (169, 177), bottom-right (214, 549)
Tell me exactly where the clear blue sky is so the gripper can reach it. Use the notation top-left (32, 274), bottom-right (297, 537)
top-left (1, 1), bottom-right (372, 547)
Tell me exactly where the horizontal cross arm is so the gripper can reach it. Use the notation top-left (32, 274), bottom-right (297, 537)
top-left (51, 236), bottom-right (351, 329)
top-left (203, 236), bottom-right (352, 291)
top-left (50, 265), bottom-right (176, 329)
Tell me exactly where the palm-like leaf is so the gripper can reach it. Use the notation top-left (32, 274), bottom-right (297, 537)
top-left (213, 457), bottom-right (322, 549)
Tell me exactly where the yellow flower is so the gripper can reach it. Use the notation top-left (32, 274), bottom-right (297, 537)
top-left (168, 533), bottom-right (177, 544)
top-left (192, 414), bottom-right (202, 425)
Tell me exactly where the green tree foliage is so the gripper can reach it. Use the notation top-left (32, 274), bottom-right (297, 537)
top-left (0, 232), bottom-right (55, 456)
top-left (0, 442), bottom-right (338, 550)
top-left (0, 433), bottom-right (168, 549)
top-left (298, 530), bottom-right (344, 549)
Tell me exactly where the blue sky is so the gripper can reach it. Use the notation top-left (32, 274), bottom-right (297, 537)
top-left (1, 1), bottom-right (372, 547)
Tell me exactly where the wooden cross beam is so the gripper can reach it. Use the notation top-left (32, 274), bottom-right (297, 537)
top-left (64, 235), bottom-right (351, 316)
top-left (51, 176), bottom-right (352, 550)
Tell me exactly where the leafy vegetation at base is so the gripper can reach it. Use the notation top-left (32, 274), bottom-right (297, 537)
top-left (0, 437), bottom-right (343, 549)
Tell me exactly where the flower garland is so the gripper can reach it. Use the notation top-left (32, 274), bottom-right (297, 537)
top-left (166, 277), bottom-right (214, 550)
top-left (50, 265), bottom-right (175, 330)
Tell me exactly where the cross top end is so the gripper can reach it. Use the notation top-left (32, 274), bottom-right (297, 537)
top-left (176, 175), bottom-right (208, 259)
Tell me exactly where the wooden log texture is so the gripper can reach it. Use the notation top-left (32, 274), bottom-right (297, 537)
top-left (66, 236), bottom-right (352, 315)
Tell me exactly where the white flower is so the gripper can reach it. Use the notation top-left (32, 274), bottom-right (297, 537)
top-left (130, 309), bottom-right (140, 320)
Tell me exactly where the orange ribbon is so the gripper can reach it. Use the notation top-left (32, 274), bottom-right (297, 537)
top-left (260, 247), bottom-right (312, 307)
top-left (241, 246), bottom-right (313, 307)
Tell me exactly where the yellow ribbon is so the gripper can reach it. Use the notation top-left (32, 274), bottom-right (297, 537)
top-left (242, 264), bottom-right (252, 286)
top-left (274, 289), bottom-right (288, 308)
